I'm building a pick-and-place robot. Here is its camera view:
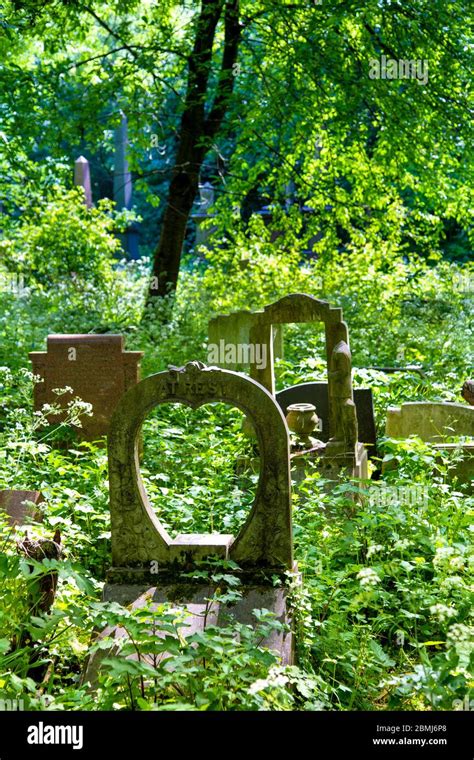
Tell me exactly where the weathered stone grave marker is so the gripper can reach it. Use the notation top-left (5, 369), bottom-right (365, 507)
top-left (385, 401), bottom-right (474, 490)
top-left (386, 401), bottom-right (474, 441)
top-left (29, 335), bottom-right (142, 441)
top-left (276, 382), bottom-right (377, 460)
top-left (208, 308), bottom-right (284, 372)
top-left (191, 182), bottom-right (218, 249)
top-left (74, 156), bottom-right (92, 208)
top-left (114, 112), bottom-right (139, 259)
top-left (85, 361), bottom-right (296, 682)
top-left (208, 294), bottom-right (369, 482)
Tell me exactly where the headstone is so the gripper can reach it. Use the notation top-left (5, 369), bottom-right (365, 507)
top-left (208, 310), bottom-right (284, 372)
top-left (0, 490), bottom-right (43, 527)
top-left (276, 383), bottom-right (377, 458)
top-left (113, 112), bottom-right (139, 259)
top-left (192, 182), bottom-right (218, 248)
top-left (385, 402), bottom-right (474, 491)
top-left (29, 335), bottom-right (143, 441)
top-left (209, 294), bottom-right (369, 482)
top-left (84, 361), bottom-right (297, 684)
top-left (74, 156), bottom-right (92, 208)
top-left (386, 402), bottom-right (474, 441)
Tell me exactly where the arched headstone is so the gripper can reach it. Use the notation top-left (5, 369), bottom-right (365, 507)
top-left (107, 361), bottom-right (292, 580)
top-left (88, 362), bottom-right (296, 676)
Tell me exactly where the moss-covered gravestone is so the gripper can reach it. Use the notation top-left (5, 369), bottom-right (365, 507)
top-left (95, 361), bottom-right (296, 670)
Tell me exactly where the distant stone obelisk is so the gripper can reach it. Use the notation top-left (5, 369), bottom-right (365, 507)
top-left (114, 112), bottom-right (139, 259)
top-left (192, 181), bottom-right (217, 249)
top-left (74, 156), bottom-right (92, 208)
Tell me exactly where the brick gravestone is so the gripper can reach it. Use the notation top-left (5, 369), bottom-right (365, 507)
top-left (209, 294), bottom-right (368, 482)
top-left (84, 361), bottom-right (296, 682)
top-left (29, 335), bottom-right (143, 441)
top-left (386, 401), bottom-right (474, 490)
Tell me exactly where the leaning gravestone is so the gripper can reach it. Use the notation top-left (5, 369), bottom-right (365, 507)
top-left (84, 361), bottom-right (296, 683)
top-left (29, 335), bottom-right (143, 441)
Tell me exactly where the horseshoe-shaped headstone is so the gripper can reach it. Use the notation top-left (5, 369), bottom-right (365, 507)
top-left (107, 361), bottom-right (292, 583)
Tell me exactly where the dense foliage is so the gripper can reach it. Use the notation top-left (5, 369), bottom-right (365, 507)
top-left (0, 0), bottom-right (472, 713)
top-left (0, 220), bottom-right (472, 708)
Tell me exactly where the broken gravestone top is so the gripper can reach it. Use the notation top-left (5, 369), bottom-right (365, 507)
top-left (106, 361), bottom-right (292, 582)
top-left (29, 334), bottom-right (143, 441)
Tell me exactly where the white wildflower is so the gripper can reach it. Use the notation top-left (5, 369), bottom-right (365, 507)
top-left (367, 544), bottom-right (384, 559)
top-left (441, 575), bottom-right (464, 590)
top-left (357, 568), bottom-right (381, 587)
top-left (393, 539), bottom-right (411, 551)
top-left (429, 604), bottom-right (457, 623)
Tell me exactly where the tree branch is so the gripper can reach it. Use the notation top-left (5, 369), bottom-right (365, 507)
top-left (205, 0), bottom-right (241, 140)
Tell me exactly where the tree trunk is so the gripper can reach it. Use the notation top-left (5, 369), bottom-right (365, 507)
top-left (147, 0), bottom-right (240, 305)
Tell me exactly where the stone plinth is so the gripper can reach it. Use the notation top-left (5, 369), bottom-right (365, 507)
top-left (29, 334), bottom-right (143, 441)
top-left (169, 533), bottom-right (234, 562)
top-left (84, 582), bottom-right (294, 687)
